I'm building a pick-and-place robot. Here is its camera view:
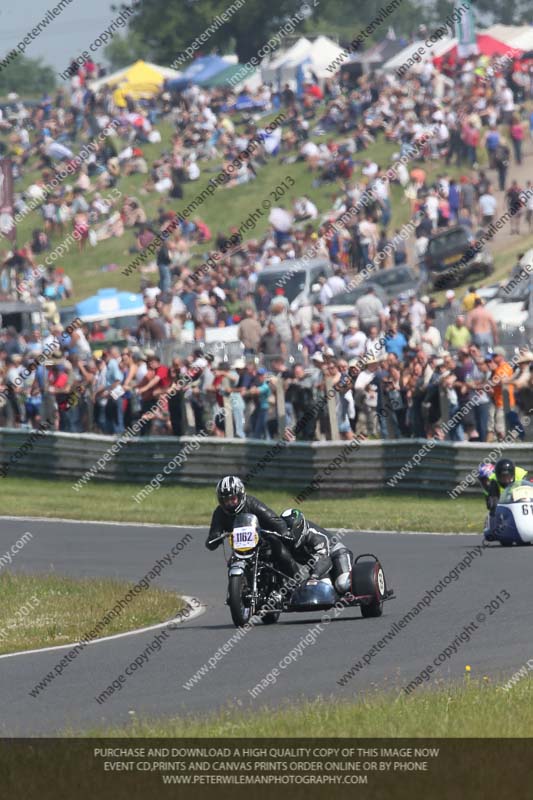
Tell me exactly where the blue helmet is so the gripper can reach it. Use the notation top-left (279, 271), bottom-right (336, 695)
top-left (478, 463), bottom-right (495, 480)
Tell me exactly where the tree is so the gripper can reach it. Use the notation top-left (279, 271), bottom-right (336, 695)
top-left (104, 31), bottom-right (147, 71)
top-left (471, 0), bottom-right (530, 25)
top-left (111, 0), bottom-right (324, 65)
top-left (0, 56), bottom-right (55, 96)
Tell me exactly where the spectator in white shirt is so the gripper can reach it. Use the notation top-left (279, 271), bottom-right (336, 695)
top-left (479, 188), bottom-right (497, 227)
top-left (342, 320), bottom-right (367, 359)
top-left (409, 313), bottom-right (442, 355)
top-left (409, 296), bottom-right (427, 330)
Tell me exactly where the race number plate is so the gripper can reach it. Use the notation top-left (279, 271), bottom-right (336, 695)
top-left (511, 485), bottom-right (533, 502)
top-left (232, 525), bottom-right (259, 551)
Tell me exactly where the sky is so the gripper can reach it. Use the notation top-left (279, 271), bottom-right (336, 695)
top-left (0, 0), bottom-right (119, 76)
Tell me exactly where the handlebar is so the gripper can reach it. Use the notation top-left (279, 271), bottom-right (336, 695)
top-left (211, 531), bottom-right (232, 546)
top-left (262, 529), bottom-right (293, 542)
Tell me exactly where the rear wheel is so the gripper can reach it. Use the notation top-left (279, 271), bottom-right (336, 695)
top-left (352, 560), bottom-right (385, 618)
top-left (228, 574), bottom-right (253, 627)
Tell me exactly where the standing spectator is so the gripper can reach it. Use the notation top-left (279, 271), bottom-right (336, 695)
top-left (483, 124), bottom-right (500, 169)
top-left (441, 369), bottom-right (464, 441)
top-left (104, 346), bottom-right (124, 434)
top-left (444, 315), bottom-right (471, 351)
top-left (341, 319), bottom-right (366, 359)
top-left (136, 354), bottom-right (169, 436)
top-left (285, 364), bottom-right (315, 440)
top-left (448, 179), bottom-right (461, 223)
top-left (510, 115), bottom-right (525, 165)
top-left (358, 215), bottom-right (378, 265)
top-left (410, 313), bottom-right (442, 356)
top-left (260, 321), bottom-right (284, 368)
top-left (355, 286), bottom-right (385, 333)
top-left (460, 176), bottom-right (475, 219)
top-left (166, 358), bottom-right (186, 437)
top-left (494, 141), bottom-right (510, 192)
top-left (227, 359), bottom-right (246, 439)
top-left (506, 180), bottom-right (523, 235)
top-left (478, 186), bottom-right (497, 228)
top-left (487, 347), bottom-right (516, 442)
top-left (465, 344), bottom-right (491, 442)
top-left (250, 368), bottom-right (270, 439)
top-left (302, 321), bottom-right (326, 358)
top-left (385, 319), bottom-right (407, 361)
top-left (462, 286), bottom-right (480, 313)
top-left (156, 231), bottom-right (173, 293)
top-left (238, 308), bottom-right (262, 355)
top-left (467, 298), bottom-right (498, 354)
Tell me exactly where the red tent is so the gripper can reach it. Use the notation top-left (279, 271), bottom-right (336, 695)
top-left (476, 34), bottom-right (524, 57)
top-left (433, 33), bottom-right (524, 70)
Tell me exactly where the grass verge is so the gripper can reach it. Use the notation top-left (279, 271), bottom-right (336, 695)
top-left (1, 477), bottom-right (481, 532)
top-left (82, 679), bottom-right (533, 737)
top-left (0, 571), bottom-right (184, 654)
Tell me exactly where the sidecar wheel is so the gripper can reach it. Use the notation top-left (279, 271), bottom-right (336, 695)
top-left (352, 560), bottom-right (385, 618)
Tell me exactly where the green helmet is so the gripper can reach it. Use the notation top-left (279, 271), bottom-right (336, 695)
top-left (280, 508), bottom-right (308, 548)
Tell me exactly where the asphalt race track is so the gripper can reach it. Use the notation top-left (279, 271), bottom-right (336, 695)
top-left (0, 517), bottom-right (531, 736)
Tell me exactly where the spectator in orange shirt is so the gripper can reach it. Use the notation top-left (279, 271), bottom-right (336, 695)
top-left (486, 347), bottom-right (515, 441)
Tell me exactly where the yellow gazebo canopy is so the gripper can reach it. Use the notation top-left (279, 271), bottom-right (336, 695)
top-left (100, 60), bottom-right (166, 99)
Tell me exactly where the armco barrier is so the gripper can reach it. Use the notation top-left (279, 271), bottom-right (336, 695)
top-left (1, 429), bottom-right (532, 495)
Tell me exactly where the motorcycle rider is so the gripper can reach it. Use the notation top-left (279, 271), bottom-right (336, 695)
top-left (280, 508), bottom-right (354, 596)
top-left (483, 458), bottom-right (528, 540)
top-left (206, 476), bottom-right (296, 575)
top-left (487, 458), bottom-right (528, 513)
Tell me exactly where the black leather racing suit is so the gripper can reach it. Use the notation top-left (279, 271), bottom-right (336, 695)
top-left (288, 520), bottom-right (333, 579)
top-left (206, 495), bottom-right (297, 576)
top-left (289, 520), bottom-right (354, 593)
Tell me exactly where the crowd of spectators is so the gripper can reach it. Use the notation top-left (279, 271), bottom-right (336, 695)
top-left (1, 282), bottom-right (532, 443)
top-left (1, 43), bottom-right (533, 442)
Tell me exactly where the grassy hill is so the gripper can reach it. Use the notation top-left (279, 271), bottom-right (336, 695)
top-left (7, 104), bottom-right (530, 305)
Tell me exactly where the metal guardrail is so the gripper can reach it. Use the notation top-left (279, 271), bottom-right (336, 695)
top-left (1, 430), bottom-right (532, 495)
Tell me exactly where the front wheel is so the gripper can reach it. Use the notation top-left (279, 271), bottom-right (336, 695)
top-left (228, 574), bottom-right (253, 627)
top-left (260, 612), bottom-right (280, 625)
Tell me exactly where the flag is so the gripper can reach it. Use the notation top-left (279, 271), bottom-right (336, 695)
top-left (455, 0), bottom-right (478, 58)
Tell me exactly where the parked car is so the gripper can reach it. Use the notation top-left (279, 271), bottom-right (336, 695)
top-left (369, 265), bottom-right (422, 300)
top-left (325, 283), bottom-right (388, 320)
top-left (486, 281), bottom-right (530, 330)
top-left (254, 258), bottom-right (333, 310)
top-left (426, 226), bottom-right (494, 289)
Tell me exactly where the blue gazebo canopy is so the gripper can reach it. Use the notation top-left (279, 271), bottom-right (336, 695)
top-left (167, 55), bottom-right (232, 89)
top-left (75, 288), bottom-right (145, 322)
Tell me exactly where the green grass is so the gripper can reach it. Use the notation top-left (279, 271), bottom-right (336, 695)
top-left (6, 99), bottom-right (532, 305)
top-left (0, 571), bottom-right (184, 654)
top-left (82, 679), bottom-right (533, 737)
top-left (6, 109), bottom-right (419, 303)
top-left (2, 476), bottom-right (481, 532)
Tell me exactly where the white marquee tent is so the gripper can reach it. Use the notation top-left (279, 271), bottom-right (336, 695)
top-left (261, 37), bottom-right (313, 86)
top-left (381, 40), bottom-right (427, 72)
top-left (294, 35), bottom-right (345, 79)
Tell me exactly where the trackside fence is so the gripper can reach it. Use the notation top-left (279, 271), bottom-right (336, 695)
top-left (1, 430), bottom-right (532, 495)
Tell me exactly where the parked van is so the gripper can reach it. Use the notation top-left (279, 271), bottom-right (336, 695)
top-left (254, 258), bottom-right (333, 309)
